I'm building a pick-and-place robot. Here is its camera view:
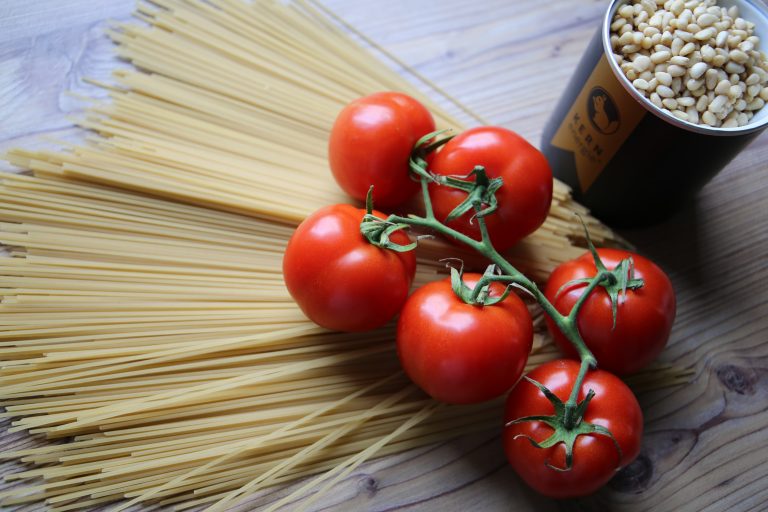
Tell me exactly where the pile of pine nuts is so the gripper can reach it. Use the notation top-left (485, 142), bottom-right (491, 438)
top-left (611, 0), bottom-right (768, 128)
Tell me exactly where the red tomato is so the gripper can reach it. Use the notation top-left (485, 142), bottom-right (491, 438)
top-left (283, 204), bottom-right (416, 332)
top-left (329, 92), bottom-right (436, 209)
top-left (429, 126), bottom-right (553, 251)
top-left (396, 274), bottom-right (533, 404)
top-left (504, 359), bottom-right (643, 498)
top-left (544, 248), bottom-right (676, 375)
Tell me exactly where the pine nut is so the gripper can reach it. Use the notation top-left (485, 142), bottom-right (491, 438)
top-left (656, 71), bottom-right (674, 86)
top-left (642, 37), bottom-right (655, 49)
top-left (708, 94), bottom-right (729, 113)
top-left (663, 97), bottom-right (679, 109)
top-left (714, 79), bottom-right (731, 95)
top-left (697, 13), bottom-right (718, 27)
top-left (694, 27), bottom-right (717, 40)
top-left (619, 4), bottom-right (635, 18)
top-left (668, 64), bottom-right (687, 77)
top-left (687, 78), bottom-right (704, 91)
top-left (696, 95), bottom-right (710, 111)
top-left (669, 55), bottom-right (690, 66)
top-left (645, 26), bottom-right (661, 37)
top-left (612, 18), bottom-right (628, 31)
top-left (702, 110), bottom-right (718, 125)
top-left (633, 55), bottom-right (653, 72)
top-left (704, 69), bottom-right (718, 90)
top-left (679, 39), bottom-right (696, 57)
top-left (716, 30), bottom-right (728, 47)
top-left (633, 78), bottom-right (651, 90)
top-left (657, 85), bottom-right (676, 97)
top-left (651, 50), bottom-right (672, 63)
top-left (738, 40), bottom-right (754, 52)
top-left (619, 31), bottom-right (635, 45)
top-left (674, 30), bottom-right (693, 42)
top-left (671, 37), bottom-right (684, 55)
top-left (689, 61), bottom-right (708, 79)
top-left (724, 61), bottom-right (745, 74)
top-left (745, 73), bottom-right (760, 86)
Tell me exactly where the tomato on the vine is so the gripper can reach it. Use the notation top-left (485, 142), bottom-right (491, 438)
top-left (503, 359), bottom-right (643, 498)
top-left (396, 274), bottom-right (533, 404)
top-left (282, 204), bottom-right (416, 332)
top-left (428, 126), bottom-right (553, 251)
top-left (328, 92), bottom-right (436, 209)
top-left (544, 248), bottom-right (676, 375)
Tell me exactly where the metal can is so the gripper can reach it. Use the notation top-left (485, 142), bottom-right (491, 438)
top-left (541, 0), bottom-right (768, 227)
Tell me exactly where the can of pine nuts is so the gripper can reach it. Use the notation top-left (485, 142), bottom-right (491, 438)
top-left (541, 0), bottom-right (768, 226)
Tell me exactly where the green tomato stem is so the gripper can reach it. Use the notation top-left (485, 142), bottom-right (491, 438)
top-left (386, 173), bottom-right (599, 421)
top-left (563, 357), bottom-right (593, 430)
top-left (419, 176), bottom-right (436, 221)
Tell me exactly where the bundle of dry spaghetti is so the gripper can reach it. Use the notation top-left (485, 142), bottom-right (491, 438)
top-left (0, 0), bottom-right (688, 510)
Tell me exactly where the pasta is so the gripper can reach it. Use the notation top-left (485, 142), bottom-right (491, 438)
top-left (0, 0), bottom-right (687, 510)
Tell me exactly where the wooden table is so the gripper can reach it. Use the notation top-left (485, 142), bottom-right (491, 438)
top-left (2, 1), bottom-right (767, 510)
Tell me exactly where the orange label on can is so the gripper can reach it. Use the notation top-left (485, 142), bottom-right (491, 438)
top-left (551, 54), bottom-right (647, 192)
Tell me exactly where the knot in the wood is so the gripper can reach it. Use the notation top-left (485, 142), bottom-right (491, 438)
top-left (356, 474), bottom-right (379, 497)
top-left (609, 453), bottom-right (653, 493)
top-left (715, 364), bottom-right (756, 395)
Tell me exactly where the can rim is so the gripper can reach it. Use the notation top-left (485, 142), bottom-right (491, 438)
top-left (603, 0), bottom-right (768, 136)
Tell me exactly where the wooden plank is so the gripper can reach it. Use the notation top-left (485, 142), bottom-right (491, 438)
top-left (0, 9), bottom-right (133, 172)
top-left (1, 0), bottom-right (768, 511)
top-left (0, 0), bottom-right (134, 42)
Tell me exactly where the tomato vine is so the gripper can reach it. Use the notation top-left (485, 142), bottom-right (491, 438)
top-left (361, 130), bottom-right (646, 470)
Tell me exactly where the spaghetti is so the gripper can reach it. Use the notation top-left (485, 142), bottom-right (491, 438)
top-left (0, 1), bottom-right (675, 510)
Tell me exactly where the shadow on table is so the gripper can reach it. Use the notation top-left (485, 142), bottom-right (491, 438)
top-left (615, 198), bottom-right (705, 287)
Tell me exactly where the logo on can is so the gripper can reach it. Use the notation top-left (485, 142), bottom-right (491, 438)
top-left (587, 87), bottom-right (620, 135)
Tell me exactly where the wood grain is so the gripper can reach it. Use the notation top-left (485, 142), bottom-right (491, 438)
top-left (1, 0), bottom-right (767, 511)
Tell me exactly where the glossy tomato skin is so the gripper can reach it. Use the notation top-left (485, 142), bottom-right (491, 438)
top-left (396, 274), bottom-right (533, 404)
top-left (429, 127), bottom-right (553, 251)
top-left (283, 204), bottom-right (416, 332)
top-left (544, 248), bottom-right (676, 375)
top-left (329, 92), bottom-right (436, 209)
top-left (504, 359), bottom-right (643, 498)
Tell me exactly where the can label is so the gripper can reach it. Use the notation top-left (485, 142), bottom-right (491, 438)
top-left (551, 54), bottom-right (647, 192)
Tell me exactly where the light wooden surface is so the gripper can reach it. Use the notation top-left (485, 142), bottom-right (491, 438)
top-left (1, 1), bottom-right (767, 511)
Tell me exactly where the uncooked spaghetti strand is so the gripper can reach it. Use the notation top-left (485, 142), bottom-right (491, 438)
top-left (202, 384), bottom-right (419, 512)
top-left (107, 372), bottom-right (403, 511)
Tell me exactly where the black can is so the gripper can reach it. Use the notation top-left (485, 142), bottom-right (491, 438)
top-left (541, 0), bottom-right (768, 227)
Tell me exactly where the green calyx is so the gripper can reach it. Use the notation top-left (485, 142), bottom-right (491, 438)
top-left (450, 264), bottom-right (516, 306)
top-left (556, 216), bottom-right (644, 329)
top-left (441, 166), bottom-right (504, 223)
top-left (359, 187), bottom-right (416, 253)
top-left (506, 376), bottom-right (622, 472)
top-left (407, 130), bottom-right (503, 226)
top-left (408, 129), bottom-right (454, 182)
